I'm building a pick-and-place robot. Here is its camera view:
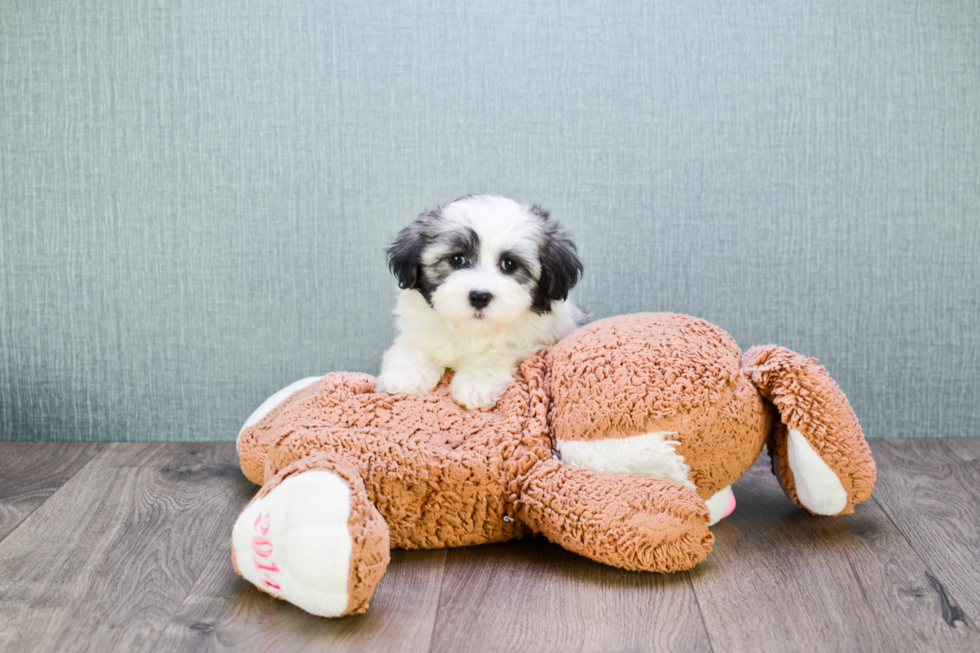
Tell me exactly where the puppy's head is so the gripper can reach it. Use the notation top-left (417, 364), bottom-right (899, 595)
top-left (387, 195), bottom-right (583, 337)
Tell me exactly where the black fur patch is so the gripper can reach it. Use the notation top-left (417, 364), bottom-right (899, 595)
top-left (386, 209), bottom-right (485, 304)
top-left (438, 227), bottom-right (481, 267)
top-left (498, 250), bottom-right (536, 287)
top-left (528, 205), bottom-right (583, 314)
top-left (386, 210), bottom-right (439, 301)
top-left (424, 226), bottom-right (481, 287)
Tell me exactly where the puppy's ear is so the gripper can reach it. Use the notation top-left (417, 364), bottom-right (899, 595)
top-left (386, 217), bottom-right (430, 290)
top-left (531, 206), bottom-right (583, 313)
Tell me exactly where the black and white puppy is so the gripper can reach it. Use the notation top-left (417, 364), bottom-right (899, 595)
top-left (376, 195), bottom-right (586, 409)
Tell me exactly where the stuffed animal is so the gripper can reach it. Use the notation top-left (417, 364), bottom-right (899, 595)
top-left (232, 313), bottom-right (875, 617)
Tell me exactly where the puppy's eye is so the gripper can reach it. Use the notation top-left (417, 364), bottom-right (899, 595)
top-left (499, 257), bottom-right (517, 274)
top-left (450, 253), bottom-right (467, 269)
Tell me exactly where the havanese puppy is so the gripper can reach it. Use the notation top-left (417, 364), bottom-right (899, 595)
top-left (375, 195), bottom-right (586, 409)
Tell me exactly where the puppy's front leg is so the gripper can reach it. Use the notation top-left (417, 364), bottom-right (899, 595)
top-left (375, 342), bottom-right (444, 395)
top-left (450, 363), bottom-right (516, 409)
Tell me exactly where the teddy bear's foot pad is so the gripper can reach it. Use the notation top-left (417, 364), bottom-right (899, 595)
top-left (705, 486), bottom-right (736, 526)
top-left (786, 428), bottom-right (848, 515)
top-left (232, 470), bottom-right (357, 617)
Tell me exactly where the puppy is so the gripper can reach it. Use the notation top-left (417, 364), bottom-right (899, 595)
top-left (376, 195), bottom-right (586, 409)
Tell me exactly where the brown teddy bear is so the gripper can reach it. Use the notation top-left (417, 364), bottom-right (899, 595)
top-left (232, 313), bottom-right (875, 617)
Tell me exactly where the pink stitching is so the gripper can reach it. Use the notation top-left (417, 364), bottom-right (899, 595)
top-left (261, 576), bottom-right (281, 590)
top-left (250, 512), bottom-right (282, 591)
top-left (254, 558), bottom-right (280, 572)
top-left (252, 536), bottom-right (273, 557)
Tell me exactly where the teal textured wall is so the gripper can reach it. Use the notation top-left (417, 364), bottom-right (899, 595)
top-left (1, 0), bottom-right (978, 441)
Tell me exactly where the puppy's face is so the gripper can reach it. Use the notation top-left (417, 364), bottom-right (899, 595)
top-left (387, 195), bottom-right (582, 337)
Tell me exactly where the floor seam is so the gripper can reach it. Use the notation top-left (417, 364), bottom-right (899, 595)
top-left (426, 548), bottom-right (450, 653)
top-left (687, 570), bottom-right (718, 653)
top-left (0, 442), bottom-right (110, 549)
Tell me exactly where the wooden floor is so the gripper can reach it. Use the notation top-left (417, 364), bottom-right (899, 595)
top-left (0, 440), bottom-right (977, 652)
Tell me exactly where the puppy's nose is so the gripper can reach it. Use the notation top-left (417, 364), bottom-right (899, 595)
top-left (468, 290), bottom-right (493, 309)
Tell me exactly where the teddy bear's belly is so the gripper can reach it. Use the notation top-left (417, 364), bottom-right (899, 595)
top-left (267, 423), bottom-right (543, 549)
top-left (362, 445), bottom-right (530, 549)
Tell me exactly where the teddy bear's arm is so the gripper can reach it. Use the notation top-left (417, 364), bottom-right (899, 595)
top-left (516, 459), bottom-right (714, 572)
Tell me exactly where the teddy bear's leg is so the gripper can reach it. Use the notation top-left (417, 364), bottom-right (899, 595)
top-left (237, 377), bottom-right (323, 484)
top-left (742, 345), bottom-right (876, 516)
top-left (231, 451), bottom-right (390, 617)
top-left (517, 460), bottom-right (714, 572)
top-left (236, 373), bottom-right (377, 485)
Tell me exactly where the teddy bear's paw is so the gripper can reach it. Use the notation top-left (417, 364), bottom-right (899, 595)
top-left (450, 368), bottom-right (513, 409)
top-left (232, 470), bottom-right (359, 617)
top-left (705, 486), bottom-right (736, 526)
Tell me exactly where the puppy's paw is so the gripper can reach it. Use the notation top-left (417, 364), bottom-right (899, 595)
top-left (375, 364), bottom-right (442, 395)
top-left (450, 368), bottom-right (514, 409)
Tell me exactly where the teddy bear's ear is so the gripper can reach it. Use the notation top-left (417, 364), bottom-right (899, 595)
top-left (742, 346), bottom-right (876, 515)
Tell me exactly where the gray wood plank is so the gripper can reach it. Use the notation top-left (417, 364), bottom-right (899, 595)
top-left (689, 453), bottom-right (979, 652)
top-left (151, 545), bottom-right (447, 653)
top-left (941, 437), bottom-right (980, 464)
top-left (0, 443), bottom-right (254, 653)
top-left (0, 442), bottom-right (105, 542)
top-left (430, 538), bottom-right (712, 653)
top-left (870, 438), bottom-right (980, 625)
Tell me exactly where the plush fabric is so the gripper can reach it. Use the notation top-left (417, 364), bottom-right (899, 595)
top-left (233, 313), bottom-right (876, 616)
top-left (232, 452), bottom-right (390, 615)
top-left (742, 345), bottom-right (876, 514)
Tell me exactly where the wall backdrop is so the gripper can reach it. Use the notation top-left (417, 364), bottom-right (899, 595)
top-left (2, 0), bottom-right (978, 442)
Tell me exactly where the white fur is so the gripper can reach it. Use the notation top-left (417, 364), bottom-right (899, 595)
top-left (231, 470), bottom-right (354, 617)
top-left (556, 431), bottom-right (697, 491)
top-left (786, 428), bottom-right (848, 515)
top-left (379, 290), bottom-right (582, 408)
top-left (377, 196), bottom-right (583, 409)
top-left (238, 376), bottom-right (323, 449)
top-left (431, 269), bottom-right (534, 339)
top-left (558, 433), bottom-right (743, 525)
